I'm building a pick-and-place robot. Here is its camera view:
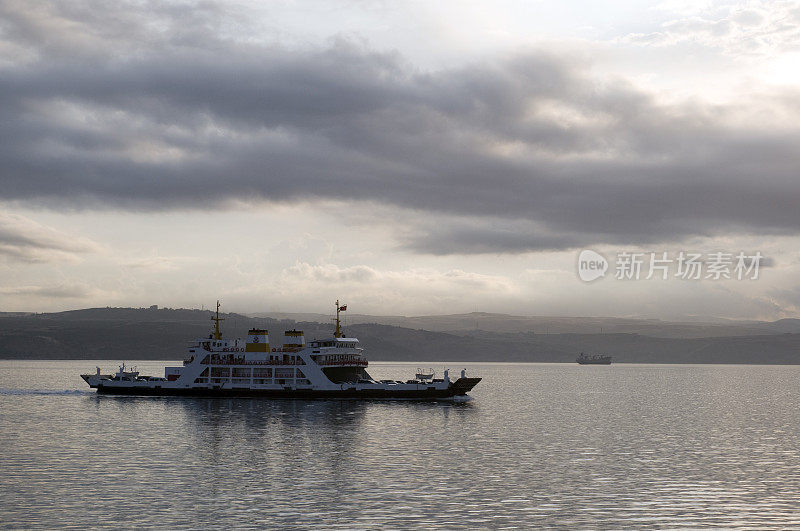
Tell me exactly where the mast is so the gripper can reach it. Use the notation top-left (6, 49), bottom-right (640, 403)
top-left (211, 300), bottom-right (224, 339)
top-left (334, 299), bottom-right (343, 338)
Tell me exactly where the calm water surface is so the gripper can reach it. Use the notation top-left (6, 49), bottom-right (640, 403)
top-left (1, 361), bottom-right (799, 529)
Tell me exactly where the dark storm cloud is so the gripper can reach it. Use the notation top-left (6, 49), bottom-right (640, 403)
top-left (2, 1), bottom-right (800, 254)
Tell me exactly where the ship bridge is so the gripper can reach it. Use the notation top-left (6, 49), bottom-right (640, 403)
top-left (309, 336), bottom-right (368, 383)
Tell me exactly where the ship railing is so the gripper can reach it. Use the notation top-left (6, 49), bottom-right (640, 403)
top-left (315, 360), bottom-right (369, 367)
top-left (201, 359), bottom-right (308, 366)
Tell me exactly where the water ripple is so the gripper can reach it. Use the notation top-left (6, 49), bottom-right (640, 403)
top-left (1, 361), bottom-right (800, 528)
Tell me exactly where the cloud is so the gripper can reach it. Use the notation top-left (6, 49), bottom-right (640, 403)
top-left (282, 262), bottom-right (514, 293)
top-left (2, 1), bottom-right (800, 254)
top-left (769, 285), bottom-right (800, 311)
top-left (0, 212), bottom-right (100, 262)
top-left (285, 263), bottom-right (379, 283)
top-left (122, 256), bottom-right (195, 271)
top-left (0, 0), bottom-right (236, 62)
top-left (211, 261), bottom-right (519, 315)
top-left (0, 283), bottom-right (98, 298)
top-left (396, 217), bottom-right (581, 254)
top-left (622, 1), bottom-right (800, 56)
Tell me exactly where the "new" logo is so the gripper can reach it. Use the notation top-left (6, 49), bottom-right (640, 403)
top-left (577, 249), bottom-right (608, 282)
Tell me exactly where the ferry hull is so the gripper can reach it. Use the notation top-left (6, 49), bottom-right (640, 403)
top-left (89, 377), bottom-right (481, 401)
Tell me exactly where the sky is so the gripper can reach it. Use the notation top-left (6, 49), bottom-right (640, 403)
top-left (1, 0), bottom-right (800, 319)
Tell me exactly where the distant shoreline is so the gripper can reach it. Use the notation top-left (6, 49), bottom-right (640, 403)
top-left (2, 307), bottom-right (798, 364)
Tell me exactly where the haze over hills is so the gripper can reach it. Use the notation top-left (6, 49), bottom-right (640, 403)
top-left (1, 306), bottom-right (799, 364)
top-left (252, 311), bottom-right (800, 339)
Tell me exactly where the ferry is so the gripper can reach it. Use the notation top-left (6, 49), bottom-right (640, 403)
top-left (576, 352), bottom-right (612, 365)
top-left (81, 301), bottom-right (481, 400)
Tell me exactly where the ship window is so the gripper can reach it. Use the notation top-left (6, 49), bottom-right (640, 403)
top-left (275, 368), bottom-right (294, 379)
top-left (210, 367), bottom-right (229, 378)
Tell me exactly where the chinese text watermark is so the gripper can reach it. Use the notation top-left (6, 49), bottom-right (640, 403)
top-left (578, 250), bottom-right (763, 282)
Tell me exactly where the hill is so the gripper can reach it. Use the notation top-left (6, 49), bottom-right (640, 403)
top-left (251, 311), bottom-right (792, 338)
top-left (0, 307), bottom-right (799, 363)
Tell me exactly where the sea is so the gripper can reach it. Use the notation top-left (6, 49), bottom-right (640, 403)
top-left (1, 360), bottom-right (799, 529)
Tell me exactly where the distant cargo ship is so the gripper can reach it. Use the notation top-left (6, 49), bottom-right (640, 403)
top-left (576, 353), bottom-right (612, 365)
top-left (81, 301), bottom-right (481, 400)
